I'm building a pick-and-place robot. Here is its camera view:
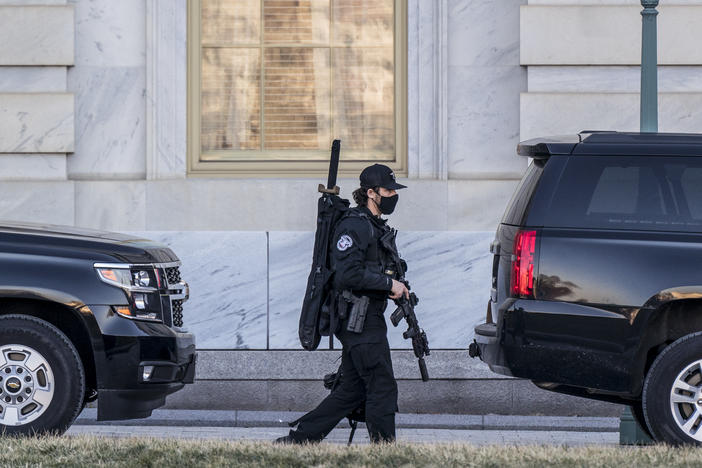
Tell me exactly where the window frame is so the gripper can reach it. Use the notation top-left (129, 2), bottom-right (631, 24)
top-left (187, 0), bottom-right (408, 178)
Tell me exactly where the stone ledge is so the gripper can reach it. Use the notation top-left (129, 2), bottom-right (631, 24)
top-left (75, 408), bottom-right (620, 432)
top-left (0, 181), bottom-right (74, 225)
top-left (164, 379), bottom-right (622, 417)
top-left (195, 350), bottom-right (505, 380)
top-left (0, 179), bottom-right (517, 231)
top-left (0, 154), bottom-right (66, 180)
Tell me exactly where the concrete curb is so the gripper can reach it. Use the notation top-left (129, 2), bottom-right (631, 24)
top-left (75, 409), bottom-right (620, 433)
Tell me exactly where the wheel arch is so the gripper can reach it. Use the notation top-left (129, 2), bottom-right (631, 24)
top-left (0, 297), bottom-right (98, 399)
top-left (633, 297), bottom-right (702, 395)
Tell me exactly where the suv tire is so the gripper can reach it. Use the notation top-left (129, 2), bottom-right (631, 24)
top-left (631, 402), bottom-right (654, 439)
top-left (0, 314), bottom-right (85, 435)
top-left (643, 332), bottom-right (702, 445)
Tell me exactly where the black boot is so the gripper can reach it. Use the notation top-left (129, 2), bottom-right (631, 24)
top-left (273, 431), bottom-right (307, 445)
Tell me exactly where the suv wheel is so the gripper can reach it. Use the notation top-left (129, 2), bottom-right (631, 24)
top-left (630, 402), bottom-right (653, 439)
top-left (0, 315), bottom-right (85, 435)
top-left (643, 332), bottom-right (702, 445)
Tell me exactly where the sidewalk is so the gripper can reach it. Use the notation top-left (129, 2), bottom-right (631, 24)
top-left (66, 424), bottom-right (619, 445)
top-left (76, 409), bottom-right (619, 433)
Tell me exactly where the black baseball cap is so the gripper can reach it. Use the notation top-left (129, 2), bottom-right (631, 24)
top-left (360, 164), bottom-right (407, 190)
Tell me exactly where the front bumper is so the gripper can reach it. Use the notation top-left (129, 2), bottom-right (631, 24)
top-left (90, 309), bottom-right (197, 421)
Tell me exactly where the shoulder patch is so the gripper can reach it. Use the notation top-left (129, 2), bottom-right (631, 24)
top-left (336, 234), bottom-right (353, 251)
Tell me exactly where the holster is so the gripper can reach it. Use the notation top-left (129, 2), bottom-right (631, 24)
top-left (342, 290), bottom-right (370, 334)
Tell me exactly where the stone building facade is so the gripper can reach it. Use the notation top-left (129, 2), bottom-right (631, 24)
top-left (1, 0), bottom-right (701, 414)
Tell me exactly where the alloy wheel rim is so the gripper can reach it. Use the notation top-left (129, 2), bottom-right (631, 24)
top-left (0, 345), bottom-right (54, 426)
top-left (670, 359), bottom-right (702, 441)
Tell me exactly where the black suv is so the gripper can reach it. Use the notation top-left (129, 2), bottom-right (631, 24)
top-left (470, 132), bottom-right (702, 445)
top-left (0, 223), bottom-right (195, 435)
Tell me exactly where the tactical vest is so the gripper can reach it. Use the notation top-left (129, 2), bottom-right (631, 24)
top-left (342, 209), bottom-right (394, 284)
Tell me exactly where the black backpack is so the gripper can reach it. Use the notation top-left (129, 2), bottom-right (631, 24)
top-left (298, 140), bottom-right (350, 350)
top-left (298, 192), bottom-right (350, 350)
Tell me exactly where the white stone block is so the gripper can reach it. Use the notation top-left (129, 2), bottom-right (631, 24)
top-left (529, 0), bottom-right (702, 4)
top-left (0, 1), bottom-right (66, 4)
top-left (448, 180), bottom-right (522, 231)
top-left (449, 0), bottom-right (523, 67)
top-left (0, 67), bottom-right (67, 92)
top-left (268, 231), bottom-right (494, 349)
top-left (448, 65), bottom-right (526, 178)
top-left (0, 154), bottom-right (66, 180)
top-left (0, 93), bottom-right (74, 153)
top-left (0, 181), bottom-right (74, 224)
top-left (67, 66), bottom-right (145, 178)
top-left (129, 231), bottom-right (269, 349)
top-left (144, 179), bottom-right (464, 232)
top-left (390, 180), bottom-right (448, 231)
top-left (520, 92), bottom-right (702, 140)
top-left (72, 0), bottom-right (145, 67)
top-left (528, 66), bottom-right (702, 93)
top-left (521, 5), bottom-right (702, 65)
top-left (145, 179), bottom-right (321, 231)
top-left (0, 6), bottom-right (73, 65)
top-left (75, 181), bottom-right (146, 231)
top-left (267, 231), bottom-right (314, 349)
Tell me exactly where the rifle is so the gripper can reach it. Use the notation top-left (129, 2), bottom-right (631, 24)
top-left (381, 230), bottom-right (430, 382)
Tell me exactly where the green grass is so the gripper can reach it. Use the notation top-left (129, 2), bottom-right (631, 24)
top-left (2, 437), bottom-right (702, 467)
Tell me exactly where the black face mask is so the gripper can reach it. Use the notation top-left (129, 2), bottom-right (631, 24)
top-left (374, 192), bottom-right (399, 215)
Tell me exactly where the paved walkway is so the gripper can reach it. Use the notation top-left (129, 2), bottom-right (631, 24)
top-left (76, 408), bottom-right (619, 432)
top-left (69, 409), bottom-right (623, 445)
top-left (66, 425), bottom-right (619, 446)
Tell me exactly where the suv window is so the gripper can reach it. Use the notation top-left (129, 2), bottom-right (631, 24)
top-left (545, 156), bottom-right (702, 232)
top-left (501, 161), bottom-right (544, 226)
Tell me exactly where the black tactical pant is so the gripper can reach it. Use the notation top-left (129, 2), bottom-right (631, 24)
top-left (290, 335), bottom-right (398, 443)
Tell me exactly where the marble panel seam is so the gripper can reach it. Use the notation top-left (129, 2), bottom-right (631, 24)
top-left (266, 231), bottom-right (270, 350)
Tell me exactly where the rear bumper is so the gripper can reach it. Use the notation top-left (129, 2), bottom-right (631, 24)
top-left (471, 299), bottom-right (515, 377)
top-left (472, 298), bottom-right (638, 396)
top-left (472, 321), bottom-right (513, 377)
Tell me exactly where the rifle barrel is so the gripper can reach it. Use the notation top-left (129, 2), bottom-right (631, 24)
top-left (418, 357), bottom-right (429, 381)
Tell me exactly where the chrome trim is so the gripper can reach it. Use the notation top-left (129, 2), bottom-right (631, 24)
top-left (113, 306), bottom-right (161, 322)
top-left (93, 261), bottom-right (182, 269)
top-left (168, 281), bottom-right (190, 303)
top-left (130, 286), bottom-right (160, 293)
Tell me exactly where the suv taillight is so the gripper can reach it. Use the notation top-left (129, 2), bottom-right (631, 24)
top-left (511, 230), bottom-right (537, 298)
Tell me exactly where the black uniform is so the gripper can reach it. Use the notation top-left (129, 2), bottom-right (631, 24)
top-left (289, 205), bottom-right (399, 443)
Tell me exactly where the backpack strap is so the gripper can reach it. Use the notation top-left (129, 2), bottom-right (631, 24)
top-left (341, 208), bottom-right (374, 239)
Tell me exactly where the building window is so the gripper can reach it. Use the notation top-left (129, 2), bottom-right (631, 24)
top-left (188, 0), bottom-right (407, 176)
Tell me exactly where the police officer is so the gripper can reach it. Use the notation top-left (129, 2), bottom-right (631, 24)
top-left (276, 163), bottom-right (409, 444)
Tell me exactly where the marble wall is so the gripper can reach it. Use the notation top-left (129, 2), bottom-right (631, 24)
top-left (447, 0), bottom-right (527, 180)
top-left (520, 4), bottom-right (702, 141)
top-left (521, 5), bottom-right (702, 65)
top-left (66, 0), bottom-right (146, 179)
top-left (137, 230), bottom-right (494, 350)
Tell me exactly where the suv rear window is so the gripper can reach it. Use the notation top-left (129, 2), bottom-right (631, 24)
top-left (545, 155), bottom-right (702, 232)
top-left (501, 161), bottom-right (544, 226)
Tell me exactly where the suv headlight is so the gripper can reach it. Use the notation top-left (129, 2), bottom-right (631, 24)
top-left (95, 264), bottom-right (163, 322)
top-left (96, 266), bottom-right (160, 290)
